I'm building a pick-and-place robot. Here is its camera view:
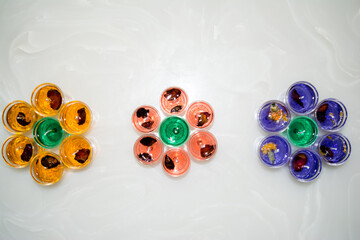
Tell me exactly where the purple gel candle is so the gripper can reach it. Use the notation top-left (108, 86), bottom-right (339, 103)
top-left (314, 98), bottom-right (347, 132)
top-left (258, 135), bottom-right (291, 168)
top-left (289, 149), bottom-right (322, 182)
top-left (258, 100), bottom-right (291, 132)
top-left (286, 81), bottom-right (319, 115)
top-left (317, 133), bottom-right (351, 166)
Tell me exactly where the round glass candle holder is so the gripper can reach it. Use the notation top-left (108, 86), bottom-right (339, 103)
top-left (314, 98), bottom-right (347, 132)
top-left (133, 134), bottom-right (163, 165)
top-left (2, 100), bottom-right (37, 134)
top-left (287, 116), bottom-right (318, 147)
top-left (187, 131), bottom-right (217, 160)
top-left (160, 87), bottom-right (188, 114)
top-left (30, 151), bottom-right (64, 185)
top-left (59, 101), bottom-right (92, 134)
top-left (132, 106), bottom-right (160, 133)
top-left (60, 135), bottom-right (93, 169)
top-left (186, 101), bottom-right (214, 129)
top-left (163, 148), bottom-right (190, 177)
top-left (317, 133), bottom-right (351, 166)
top-left (286, 81), bottom-right (319, 115)
top-left (159, 116), bottom-right (190, 147)
top-left (31, 83), bottom-right (64, 116)
top-left (2, 135), bottom-right (36, 168)
top-left (33, 117), bottom-right (66, 149)
top-left (258, 100), bottom-right (291, 132)
top-left (258, 135), bottom-right (291, 168)
top-left (289, 149), bottom-right (322, 182)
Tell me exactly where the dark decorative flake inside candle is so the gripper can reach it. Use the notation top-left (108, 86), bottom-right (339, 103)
top-left (47, 89), bottom-right (62, 110)
top-left (20, 144), bottom-right (33, 162)
top-left (77, 108), bottom-right (86, 125)
top-left (140, 137), bottom-right (157, 146)
top-left (290, 89), bottom-right (304, 108)
top-left (200, 144), bottom-right (215, 158)
top-left (41, 155), bottom-right (60, 169)
top-left (164, 155), bottom-right (175, 170)
top-left (171, 105), bottom-right (183, 113)
top-left (316, 103), bottom-right (328, 122)
top-left (164, 88), bottom-right (181, 101)
top-left (320, 145), bottom-right (334, 158)
top-left (136, 108), bottom-right (149, 118)
top-left (16, 112), bottom-right (31, 126)
top-left (141, 120), bottom-right (154, 129)
top-left (197, 112), bottom-right (210, 127)
top-left (138, 153), bottom-right (153, 162)
top-left (293, 153), bottom-right (308, 172)
top-left (74, 149), bottom-right (91, 163)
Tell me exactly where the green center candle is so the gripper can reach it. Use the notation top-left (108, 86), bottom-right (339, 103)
top-left (33, 117), bottom-right (66, 148)
top-left (159, 116), bottom-right (190, 147)
top-left (287, 116), bottom-right (318, 147)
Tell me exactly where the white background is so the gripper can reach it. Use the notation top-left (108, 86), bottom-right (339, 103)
top-left (0, 0), bottom-right (359, 239)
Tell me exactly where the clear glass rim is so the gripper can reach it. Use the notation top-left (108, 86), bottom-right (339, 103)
top-left (33, 117), bottom-right (65, 149)
top-left (133, 133), bottom-right (163, 165)
top-left (131, 105), bottom-right (160, 133)
top-left (317, 133), bottom-right (351, 166)
top-left (288, 149), bottom-right (322, 182)
top-left (287, 116), bottom-right (318, 147)
top-left (257, 100), bottom-right (291, 133)
top-left (162, 148), bottom-right (190, 177)
top-left (159, 116), bottom-right (190, 147)
top-left (2, 100), bottom-right (36, 134)
top-left (31, 83), bottom-right (65, 117)
top-left (30, 151), bottom-right (64, 185)
top-left (1, 135), bottom-right (34, 168)
top-left (314, 98), bottom-right (348, 132)
top-left (59, 135), bottom-right (94, 169)
top-left (285, 81), bottom-right (319, 115)
top-left (186, 100), bottom-right (214, 129)
top-left (160, 86), bottom-right (188, 115)
top-left (187, 130), bottom-right (217, 161)
top-left (258, 134), bottom-right (291, 168)
top-left (59, 100), bottom-right (93, 135)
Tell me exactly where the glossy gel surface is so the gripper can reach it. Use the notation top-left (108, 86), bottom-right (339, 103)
top-left (287, 116), bottom-right (318, 147)
top-left (258, 100), bottom-right (291, 132)
top-left (33, 118), bottom-right (66, 148)
top-left (289, 149), bottom-right (322, 182)
top-left (318, 133), bottom-right (351, 166)
top-left (315, 99), bottom-right (347, 131)
top-left (286, 81), bottom-right (318, 114)
top-left (258, 135), bottom-right (291, 167)
top-left (159, 116), bottom-right (190, 146)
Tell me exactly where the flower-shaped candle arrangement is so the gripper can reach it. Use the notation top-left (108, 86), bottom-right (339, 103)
top-left (2, 83), bottom-right (94, 185)
top-left (257, 81), bottom-right (351, 182)
top-left (132, 87), bottom-right (217, 177)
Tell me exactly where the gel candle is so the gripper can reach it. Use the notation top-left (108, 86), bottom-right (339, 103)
top-left (289, 149), bottom-right (322, 182)
top-left (287, 116), bottom-right (318, 147)
top-left (159, 116), bottom-right (190, 147)
top-left (258, 135), bottom-right (291, 167)
top-left (315, 98), bottom-right (347, 132)
top-left (286, 81), bottom-right (319, 115)
top-left (317, 133), bottom-right (351, 166)
top-left (33, 117), bottom-right (66, 148)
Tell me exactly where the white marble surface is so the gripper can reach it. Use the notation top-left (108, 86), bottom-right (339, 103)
top-left (0, 0), bottom-right (360, 239)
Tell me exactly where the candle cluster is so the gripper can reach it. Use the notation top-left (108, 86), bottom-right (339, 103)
top-left (132, 87), bottom-right (217, 177)
top-left (2, 83), bottom-right (94, 185)
top-left (258, 81), bottom-right (351, 182)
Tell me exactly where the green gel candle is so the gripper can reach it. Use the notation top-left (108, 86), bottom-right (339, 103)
top-left (159, 116), bottom-right (190, 147)
top-left (33, 117), bottom-right (66, 148)
top-left (287, 116), bottom-right (318, 147)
